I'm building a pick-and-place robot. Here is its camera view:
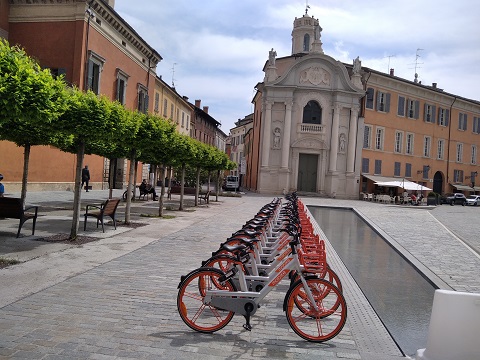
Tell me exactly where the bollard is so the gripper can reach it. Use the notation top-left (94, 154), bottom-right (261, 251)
top-left (415, 289), bottom-right (480, 360)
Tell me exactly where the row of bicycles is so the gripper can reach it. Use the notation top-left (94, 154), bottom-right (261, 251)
top-left (176, 193), bottom-right (347, 342)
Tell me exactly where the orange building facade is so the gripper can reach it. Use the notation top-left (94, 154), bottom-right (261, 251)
top-left (0, 0), bottom-right (161, 192)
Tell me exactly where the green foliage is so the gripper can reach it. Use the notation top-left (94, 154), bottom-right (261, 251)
top-left (0, 39), bottom-right (68, 146)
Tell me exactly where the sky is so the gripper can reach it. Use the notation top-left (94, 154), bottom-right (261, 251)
top-left (113, 0), bottom-right (480, 133)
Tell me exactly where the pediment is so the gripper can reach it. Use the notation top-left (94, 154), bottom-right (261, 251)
top-left (291, 137), bottom-right (328, 150)
top-left (271, 55), bottom-right (363, 94)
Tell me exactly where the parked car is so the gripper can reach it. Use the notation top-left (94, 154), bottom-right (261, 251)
top-left (222, 175), bottom-right (239, 191)
top-left (465, 195), bottom-right (480, 206)
top-left (441, 193), bottom-right (467, 206)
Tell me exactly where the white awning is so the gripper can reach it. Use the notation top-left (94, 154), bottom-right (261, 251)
top-left (362, 175), bottom-right (432, 191)
top-left (452, 184), bottom-right (474, 192)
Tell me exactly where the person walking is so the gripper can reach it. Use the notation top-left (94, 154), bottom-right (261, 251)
top-left (81, 165), bottom-right (90, 192)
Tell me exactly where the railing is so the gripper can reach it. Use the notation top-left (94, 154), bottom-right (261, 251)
top-left (298, 123), bottom-right (323, 133)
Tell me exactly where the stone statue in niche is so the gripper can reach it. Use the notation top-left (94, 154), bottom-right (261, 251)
top-left (273, 127), bottom-right (281, 149)
top-left (339, 133), bottom-right (346, 152)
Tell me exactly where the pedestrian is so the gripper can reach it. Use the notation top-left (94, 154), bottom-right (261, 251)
top-left (139, 179), bottom-right (158, 200)
top-left (81, 165), bottom-right (90, 192)
top-left (0, 174), bottom-right (4, 197)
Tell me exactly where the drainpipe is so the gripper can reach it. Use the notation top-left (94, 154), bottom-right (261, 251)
top-left (83, 0), bottom-right (95, 91)
top-left (446, 96), bottom-right (457, 190)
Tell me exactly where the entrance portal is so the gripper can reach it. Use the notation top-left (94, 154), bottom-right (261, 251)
top-left (433, 171), bottom-right (443, 194)
top-left (298, 153), bottom-right (318, 192)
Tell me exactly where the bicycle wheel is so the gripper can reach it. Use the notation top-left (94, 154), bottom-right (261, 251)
top-left (284, 277), bottom-right (347, 342)
top-left (177, 267), bottom-right (236, 333)
top-left (290, 266), bottom-right (343, 293)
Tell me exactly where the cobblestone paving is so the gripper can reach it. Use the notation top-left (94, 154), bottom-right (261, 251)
top-left (2, 192), bottom-right (479, 359)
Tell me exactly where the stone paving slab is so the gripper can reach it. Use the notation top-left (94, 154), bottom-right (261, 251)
top-left (1, 191), bottom-right (479, 359)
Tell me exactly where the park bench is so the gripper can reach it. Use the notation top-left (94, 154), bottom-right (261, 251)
top-left (0, 197), bottom-right (39, 238)
top-left (167, 186), bottom-right (210, 204)
top-left (84, 198), bottom-right (121, 232)
top-left (122, 185), bottom-right (155, 201)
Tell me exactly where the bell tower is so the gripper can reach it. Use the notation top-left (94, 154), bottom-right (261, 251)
top-left (291, 7), bottom-right (323, 55)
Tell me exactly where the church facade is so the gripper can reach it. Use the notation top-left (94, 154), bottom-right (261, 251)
top-left (248, 12), bottom-right (365, 198)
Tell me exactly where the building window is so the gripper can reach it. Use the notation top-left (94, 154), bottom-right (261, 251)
top-left (394, 131), bottom-right (403, 153)
top-left (397, 96), bottom-right (405, 116)
top-left (170, 104), bottom-right (174, 119)
top-left (362, 158), bottom-right (369, 173)
top-left (302, 100), bottom-right (322, 124)
top-left (49, 67), bottom-right (66, 79)
top-left (163, 99), bottom-right (168, 117)
top-left (394, 162), bottom-right (401, 176)
top-left (374, 159), bottom-right (382, 175)
top-left (115, 69), bottom-right (129, 105)
top-left (376, 91), bottom-right (390, 112)
top-left (453, 169), bottom-right (464, 183)
top-left (176, 109), bottom-right (180, 124)
top-left (458, 113), bottom-right (468, 131)
top-left (437, 139), bottom-right (444, 160)
top-left (406, 133), bottom-right (414, 155)
top-left (407, 99), bottom-right (419, 119)
top-left (423, 136), bottom-right (431, 157)
top-left (422, 165), bottom-right (430, 179)
top-left (303, 34), bottom-right (310, 52)
top-left (137, 84), bottom-right (148, 113)
top-left (405, 163), bottom-right (412, 178)
top-left (424, 104), bottom-right (436, 123)
top-left (375, 127), bottom-right (384, 150)
top-left (86, 51), bottom-right (105, 95)
top-left (456, 143), bottom-right (463, 163)
top-left (181, 112), bottom-right (185, 127)
top-left (154, 92), bottom-right (159, 113)
top-left (186, 115), bottom-right (189, 130)
top-left (438, 108), bottom-right (449, 127)
top-left (363, 125), bottom-right (372, 148)
top-left (474, 117), bottom-right (480, 134)
top-left (472, 145), bottom-right (477, 165)
top-left (366, 88), bottom-right (374, 109)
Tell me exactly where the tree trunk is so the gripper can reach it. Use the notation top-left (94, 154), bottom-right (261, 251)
top-left (20, 144), bottom-right (31, 209)
top-left (108, 158), bottom-right (115, 199)
top-left (195, 166), bottom-right (201, 206)
top-left (70, 141), bottom-right (85, 240)
top-left (158, 165), bottom-right (166, 217)
top-left (125, 149), bottom-right (136, 224)
top-left (216, 169), bottom-right (221, 202)
top-left (179, 163), bottom-right (185, 211)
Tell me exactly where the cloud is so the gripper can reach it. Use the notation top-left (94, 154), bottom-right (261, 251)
top-left (114, 0), bottom-right (480, 132)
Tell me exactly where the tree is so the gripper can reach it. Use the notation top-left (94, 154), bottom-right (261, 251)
top-left (0, 39), bottom-right (68, 206)
top-left (170, 134), bottom-right (197, 211)
top-left (56, 89), bottom-right (119, 239)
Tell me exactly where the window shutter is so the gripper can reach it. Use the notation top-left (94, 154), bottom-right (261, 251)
top-left (366, 88), bottom-right (374, 109)
top-left (414, 101), bottom-right (420, 119)
top-left (376, 91), bottom-right (381, 111)
top-left (431, 106), bottom-right (436, 122)
top-left (424, 103), bottom-right (428, 121)
top-left (398, 96), bottom-right (405, 116)
top-left (385, 93), bottom-right (391, 113)
top-left (437, 108), bottom-right (442, 125)
top-left (445, 109), bottom-right (450, 126)
top-left (87, 60), bottom-right (94, 90)
top-left (464, 114), bottom-right (468, 131)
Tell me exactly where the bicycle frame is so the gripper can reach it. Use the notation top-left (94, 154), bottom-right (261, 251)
top-left (203, 242), bottom-right (319, 318)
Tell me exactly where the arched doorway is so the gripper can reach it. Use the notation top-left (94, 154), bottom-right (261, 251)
top-left (433, 171), bottom-right (443, 194)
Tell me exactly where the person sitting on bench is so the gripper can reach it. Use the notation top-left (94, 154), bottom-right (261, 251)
top-left (139, 179), bottom-right (157, 200)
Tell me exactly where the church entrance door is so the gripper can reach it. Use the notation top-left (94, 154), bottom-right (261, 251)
top-left (298, 153), bottom-right (318, 192)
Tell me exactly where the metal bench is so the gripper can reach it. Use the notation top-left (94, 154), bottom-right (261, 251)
top-left (0, 197), bottom-right (39, 237)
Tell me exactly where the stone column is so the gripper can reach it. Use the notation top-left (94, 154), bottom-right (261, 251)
top-left (281, 101), bottom-right (293, 168)
top-left (347, 107), bottom-right (359, 173)
top-left (261, 101), bottom-right (273, 167)
top-left (329, 105), bottom-right (340, 172)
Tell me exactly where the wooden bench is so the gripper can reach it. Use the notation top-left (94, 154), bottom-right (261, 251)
top-left (84, 198), bottom-right (121, 232)
top-left (167, 186), bottom-right (196, 199)
top-left (0, 197), bottom-right (39, 237)
top-left (167, 186), bottom-right (210, 204)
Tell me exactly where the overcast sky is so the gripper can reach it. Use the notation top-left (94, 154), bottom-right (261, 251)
top-left (114, 0), bottom-right (480, 133)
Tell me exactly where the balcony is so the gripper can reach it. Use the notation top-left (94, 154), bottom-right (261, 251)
top-left (298, 123), bottom-right (324, 134)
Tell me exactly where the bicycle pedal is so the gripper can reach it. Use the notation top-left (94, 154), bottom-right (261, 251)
top-left (243, 324), bottom-right (252, 331)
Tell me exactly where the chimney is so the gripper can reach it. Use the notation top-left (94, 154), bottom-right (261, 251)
top-left (432, 83), bottom-right (437, 89)
top-left (390, 68), bottom-right (394, 76)
top-left (195, 99), bottom-right (201, 108)
top-left (203, 106), bottom-right (209, 114)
